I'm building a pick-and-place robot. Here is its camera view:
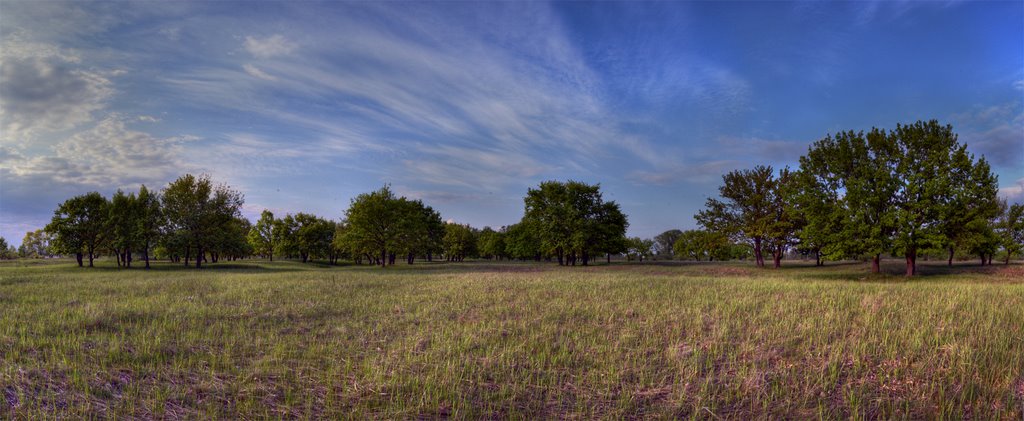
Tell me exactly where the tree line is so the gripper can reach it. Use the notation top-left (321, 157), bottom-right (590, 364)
top-left (692, 120), bottom-right (1023, 276)
top-left (4, 119), bottom-right (1021, 274)
top-left (15, 176), bottom-right (630, 268)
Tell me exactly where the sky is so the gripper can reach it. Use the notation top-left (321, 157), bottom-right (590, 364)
top-left (1, 0), bottom-right (1022, 246)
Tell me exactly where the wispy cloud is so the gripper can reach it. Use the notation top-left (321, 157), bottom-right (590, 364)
top-left (244, 34), bottom-right (297, 59)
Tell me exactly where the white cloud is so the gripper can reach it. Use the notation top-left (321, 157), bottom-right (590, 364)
top-left (244, 34), bottom-right (297, 58)
top-left (1014, 79), bottom-right (1024, 91)
top-left (0, 41), bottom-right (114, 143)
top-left (999, 178), bottom-right (1024, 203)
top-left (4, 116), bottom-right (194, 186)
top-left (242, 63), bottom-right (277, 81)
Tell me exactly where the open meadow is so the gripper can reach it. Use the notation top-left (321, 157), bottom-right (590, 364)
top-left (1, 259), bottom-right (1022, 419)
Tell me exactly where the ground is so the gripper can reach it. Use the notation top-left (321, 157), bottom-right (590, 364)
top-left (1, 259), bottom-right (1022, 419)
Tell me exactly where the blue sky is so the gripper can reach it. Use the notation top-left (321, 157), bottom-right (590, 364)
top-left (1, 1), bottom-right (1022, 245)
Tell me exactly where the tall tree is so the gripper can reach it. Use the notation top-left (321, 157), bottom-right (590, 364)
top-left (161, 174), bottom-right (243, 268)
top-left (136, 185), bottom-right (163, 269)
top-left (45, 192), bottom-right (109, 267)
top-left (796, 129), bottom-right (899, 273)
top-left (996, 202), bottom-right (1024, 264)
top-left (477, 227), bottom-right (507, 260)
top-left (504, 223), bottom-right (541, 261)
top-left (0, 237), bottom-right (15, 260)
top-left (696, 165), bottom-right (795, 268)
top-left (672, 229), bottom-right (730, 261)
top-left (888, 121), bottom-right (993, 276)
top-left (342, 185), bottom-right (408, 268)
top-left (442, 222), bottom-right (477, 262)
top-left (653, 229), bottom-right (683, 260)
top-left (108, 189), bottom-right (141, 268)
top-left (248, 210), bottom-right (277, 261)
top-left (20, 230), bottom-right (52, 258)
top-left (939, 156), bottom-right (1000, 265)
top-left (522, 180), bottom-right (627, 266)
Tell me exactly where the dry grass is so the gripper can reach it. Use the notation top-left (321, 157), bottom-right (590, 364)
top-left (0, 258), bottom-right (1022, 419)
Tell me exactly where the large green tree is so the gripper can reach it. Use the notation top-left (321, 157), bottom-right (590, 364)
top-left (653, 229), bottom-right (683, 260)
top-left (248, 210), bottom-right (277, 261)
top-left (887, 121), bottom-right (995, 275)
top-left (0, 237), bottom-right (15, 259)
top-left (522, 180), bottom-right (628, 266)
top-left (442, 222), bottom-right (477, 262)
top-left (672, 229), bottom-right (730, 261)
top-left (136, 185), bottom-right (163, 268)
top-left (161, 174), bottom-right (243, 268)
top-left (996, 202), bottom-right (1024, 264)
top-left (19, 230), bottom-right (52, 258)
top-left (108, 189), bottom-right (141, 268)
top-left (696, 165), bottom-right (796, 268)
top-left (45, 192), bottom-right (109, 267)
top-left (342, 185), bottom-right (415, 268)
top-left (795, 129), bottom-right (899, 272)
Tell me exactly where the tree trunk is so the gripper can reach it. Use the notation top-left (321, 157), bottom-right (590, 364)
top-left (144, 241), bottom-right (151, 269)
top-left (773, 250), bottom-right (782, 268)
top-left (905, 248), bottom-right (916, 276)
top-left (196, 246), bottom-right (203, 268)
top-left (185, 246), bottom-right (191, 267)
top-left (407, 253), bottom-right (414, 265)
top-left (76, 253), bottom-right (83, 267)
top-left (607, 253), bottom-right (611, 264)
top-left (126, 248), bottom-right (132, 268)
top-left (815, 251), bottom-right (821, 267)
top-left (381, 249), bottom-right (387, 268)
top-left (753, 238), bottom-right (764, 268)
top-left (115, 248), bottom-right (122, 267)
top-left (557, 251), bottom-right (564, 266)
top-left (871, 254), bottom-right (880, 274)
top-left (948, 247), bottom-right (954, 266)
top-left (88, 248), bottom-right (95, 267)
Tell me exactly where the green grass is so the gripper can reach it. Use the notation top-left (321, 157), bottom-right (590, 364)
top-left (1, 259), bottom-right (1022, 419)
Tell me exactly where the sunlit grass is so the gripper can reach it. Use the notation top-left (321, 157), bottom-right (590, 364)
top-left (1, 259), bottom-right (1022, 418)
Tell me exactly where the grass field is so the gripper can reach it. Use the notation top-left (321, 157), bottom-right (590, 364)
top-left (1, 259), bottom-right (1022, 419)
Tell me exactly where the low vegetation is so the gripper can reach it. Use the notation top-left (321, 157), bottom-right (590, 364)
top-left (2, 259), bottom-right (1021, 419)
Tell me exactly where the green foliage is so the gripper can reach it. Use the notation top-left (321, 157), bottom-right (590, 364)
top-left (625, 237), bottom-right (653, 261)
top-left (342, 185), bottom-right (440, 267)
top-left (794, 121), bottom-right (999, 275)
top-left (248, 210), bottom-right (277, 260)
top-left (503, 223), bottom-right (540, 261)
top-left (477, 227), bottom-right (507, 260)
top-left (275, 213), bottom-right (334, 263)
top-left (0, 237), bottom-right (15, 259)
top-left (653, 229), bottom-right (683, 259)
top-left (997, 202), bottom-right (1024, 263)
top-left (19, 229), bottom-right (53, 258)
top-left (161, 174), bottom-right (244, 268)
top-left (672, 229), bottom-right (731, 261)
top-left (442, 222), bottom-right (477, 262)
top-left (45, 191), bottom-right (109, 267)
top-left (696, 165), bottom-right (796, 268)
top-left (522, 180), bottom-right (628, 265)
